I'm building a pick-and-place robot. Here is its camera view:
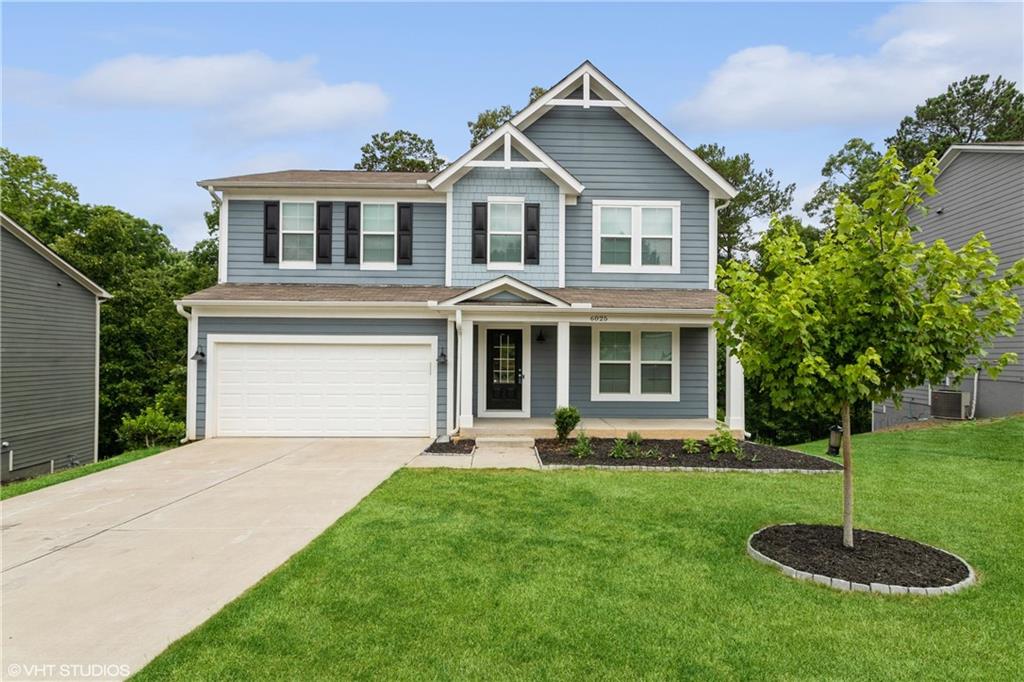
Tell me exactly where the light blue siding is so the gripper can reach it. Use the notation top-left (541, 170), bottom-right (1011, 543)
top-left (524, 106), bottom-right (711, 288)
top-left (450, 167), bottom-right (560, 287)
top-left (226, 200), bottom-right (445, 284)
top-left (531, 326), bottom-right (557, 417)
top-left (195, 317), bottom-right (447, 437)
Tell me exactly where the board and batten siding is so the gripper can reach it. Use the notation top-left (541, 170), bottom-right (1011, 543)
top-left (194, 317), bottom-right (447, 438)
top-left (225, 200), bottom-right (445, 284)
top-left (524, 106), bottom-right (711, 288)
top-left (1, 228), bottom-right (98, 480)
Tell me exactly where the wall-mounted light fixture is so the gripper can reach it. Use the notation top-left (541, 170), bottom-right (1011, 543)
top-left (437, 349), bottom-right (447, 365)
top-left (536, 329), bottom-right (546, 344)
top-left (190, 347), bottom-right (206, 362)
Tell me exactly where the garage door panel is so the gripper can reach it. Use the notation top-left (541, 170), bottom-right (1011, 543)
top-left (212, 340), bottom-right (434, 437)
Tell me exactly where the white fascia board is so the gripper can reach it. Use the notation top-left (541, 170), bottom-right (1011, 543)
top-left (438, 275), bottom-right (570, 307)
top-left (937, 144), bottom-right (1024, 172)
top-left (510, 62), bottom-right (737, 200)
top-left (1, 212), bottom-right (112, 299)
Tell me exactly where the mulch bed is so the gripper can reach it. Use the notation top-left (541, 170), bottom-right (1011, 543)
top-left (750, 524), bottom-right (970, 587)
top-left (424, 439), bottom-right (476, 454)
top-left (535, 439), bottom-right (842, 471)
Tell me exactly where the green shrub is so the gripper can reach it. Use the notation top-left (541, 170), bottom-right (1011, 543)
top-left (707, 425), bottom-right (741, 459)
top-left (570, 430), bottom-right (593, 459)
top-left (609, 438), bottom-right (630, 459)
top-left (117, 407), bottom-right (184, 449)
top-left (553, 406), bottom-right (582, 442)
top-left (681, 438), bottom-right (701, 455)
top-left (626, 431), bottom-right (643, 447)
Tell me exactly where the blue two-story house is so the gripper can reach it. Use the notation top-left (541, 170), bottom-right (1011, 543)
top-left (178, 62), bottom-right (745, 441)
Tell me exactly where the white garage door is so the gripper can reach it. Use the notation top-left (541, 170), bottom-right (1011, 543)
top-left (210, 338), bottom-right (435, 437)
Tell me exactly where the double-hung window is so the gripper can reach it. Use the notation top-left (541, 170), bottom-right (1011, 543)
top-left (361, 203), bottom-right (397, 270)
top-left (592, 200), bottom-right (680, 273)
top-left (280, 201), bottom-right (316, 268)
top-left (488, 198), bottom-right (524, 269)
top-left (591, 327), bottom-right (679, 401)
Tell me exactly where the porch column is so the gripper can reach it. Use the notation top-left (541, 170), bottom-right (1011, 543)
top-left (459, 318), bottom-right (475, 428)
top-left (556, 321), bottom-right (570, 407)
top-left (725, 350), bottom-right (745, 433)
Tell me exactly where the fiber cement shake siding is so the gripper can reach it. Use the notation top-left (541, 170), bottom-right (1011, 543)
top-left (1, 228), bottom-right (97, 480)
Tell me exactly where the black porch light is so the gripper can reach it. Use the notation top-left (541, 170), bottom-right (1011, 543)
top-left (190, 347), bottom-right (206, 362)
top-left (827, 425), bottom-right (843, 456)
top-left (437, 348), bottom-right (448, 365)
top-left (536, 329), bottom-right (546, 344)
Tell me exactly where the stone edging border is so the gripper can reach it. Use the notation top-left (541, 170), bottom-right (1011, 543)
top-left (420, 445), bottom-right (477, 458)
top-left (534, 447), bottom-right (841, 474)
top-left (746, 524), bottom-right (977, 596)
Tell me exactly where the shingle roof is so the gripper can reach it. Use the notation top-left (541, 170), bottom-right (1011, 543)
top-left (197, 170), bottom-right (434, 191)
top-left (181, 283), bottom-right (717, 311)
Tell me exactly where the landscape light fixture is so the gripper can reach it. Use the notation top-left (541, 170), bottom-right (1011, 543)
top-left (828, 425), bottom-right (843, 456)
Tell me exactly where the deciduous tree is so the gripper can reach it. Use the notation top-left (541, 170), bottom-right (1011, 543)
top-left (803, 138), bottom-right (883, 229)
top-left (354, 130), bottom-right (445, 172)
top-left (467, 86), bottom-right (547, 146)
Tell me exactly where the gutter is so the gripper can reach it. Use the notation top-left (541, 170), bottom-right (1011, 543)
top-left (175, 303), bottom-right (193, 444)
top-left (204, 185), bottom-right (222, 207)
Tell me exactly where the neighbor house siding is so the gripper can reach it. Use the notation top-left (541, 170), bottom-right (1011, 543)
top-left (225, 200), bottom-right (445, 284)
top-left (450, 168), bottom-right (560, 287)
top-left (1, 228), bottom-right (98, 480)
top-left (524, 106), bottom-right (711, 288)
top-left (194, 317), bottom-right (447, 437)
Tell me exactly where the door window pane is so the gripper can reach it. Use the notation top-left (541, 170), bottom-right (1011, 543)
top-left (641, 331), bottom-right (673, 362)
top-left (363, 235), bottom-right (395, 262)
top-left (599, 363), bottom-right (630, 393)
top-left (282, 234), bottom-right (314, 261)
top-left (599, 331), bottom-right (631, 361)
top-left (641, 364), bottom-right (672, 394)
top-left (489, 234), bottom-right (522, 263)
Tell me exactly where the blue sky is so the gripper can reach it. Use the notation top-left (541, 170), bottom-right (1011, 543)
top-left (4, 2), bottom-right (1021, 249)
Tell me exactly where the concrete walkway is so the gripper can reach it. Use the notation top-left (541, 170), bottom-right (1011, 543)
top-left (1, 437), bottom-right (425, 680)
top-left (407, 436), bottom-right (540, 469)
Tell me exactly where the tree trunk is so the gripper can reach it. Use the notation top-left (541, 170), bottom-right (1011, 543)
top-left (841, 401), bottom-right (854, 549)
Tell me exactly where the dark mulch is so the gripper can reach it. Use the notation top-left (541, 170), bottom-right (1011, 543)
top-left (536, 439), bottom-right (842, 471)
top-left (751, 524), bottom-right (970, 587)
top-left (424, 439), bottom-right (476, 454)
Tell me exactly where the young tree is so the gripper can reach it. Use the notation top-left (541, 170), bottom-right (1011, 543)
top-left (694, 144), bottom-right (795, 261)
top-left (354, 130), bottom-right (445, 172)
top-left (467, 86), bottom-right (547, 146)
top-left (887, 75), bottom-right (1024, 168)
top-left (717, 150), bottom-right (1024, 548)
top-left (803, 138), bottom-right (883, 229)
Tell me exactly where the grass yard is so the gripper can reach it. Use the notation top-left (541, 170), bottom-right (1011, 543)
top-left (136, 418), bottom-right (1023, 680)
top-left (0, 446), bottom-right (170, 500)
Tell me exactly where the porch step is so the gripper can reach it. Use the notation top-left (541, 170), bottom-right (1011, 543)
top-left (474, 435), bottom-right (536, 448)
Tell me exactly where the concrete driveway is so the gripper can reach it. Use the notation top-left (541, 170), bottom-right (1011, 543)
top-left (1, 437), bottom-right (425, 680)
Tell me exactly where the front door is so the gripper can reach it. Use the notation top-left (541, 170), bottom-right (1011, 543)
top-left (485, 329), bottom-right (523, 411)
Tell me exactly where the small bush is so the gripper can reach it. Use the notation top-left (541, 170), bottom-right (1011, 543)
top-left (707, 425), bottom-right (741, 458)
top-left (570, 430), bottom-right (593, 459)
top-left (117, 406), bottom-right (184, 449)
top-left (626, 431), bottom-right (643, 447)
top-left (609, 438), bottom-right (630, 459)
top-left (681, 438), bottom-right (701, 455)
top-left (553, 406), bottom-right (582, 442)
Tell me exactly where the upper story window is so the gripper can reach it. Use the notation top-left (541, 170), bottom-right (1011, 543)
top-left (488, 198), bottom-right (524, 270)
top-left (591, 200), bottom-right (680, 274)
top-left (361, 203), bottom-right (397, 270)
top-left (591, 327), bottom-right (679, 401)
top-left (280, 201), bottom-right (316, 269)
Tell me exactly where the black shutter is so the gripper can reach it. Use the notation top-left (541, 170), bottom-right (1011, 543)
top-left (263, 201), bottom-right (279, 263)
top-left (397, 203), bottom-right (413, 265)
top-left (344, 202), bottom-right (361, 264)
top-left (471, 202), bottom-right (487, 263)
top-left (316, 201), bottom-right (333, 264)
top-left (524, 203), bottom-right (540, 265)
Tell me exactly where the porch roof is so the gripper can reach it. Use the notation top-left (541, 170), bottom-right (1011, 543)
top-left (180, 282), bottom-right (718, 311)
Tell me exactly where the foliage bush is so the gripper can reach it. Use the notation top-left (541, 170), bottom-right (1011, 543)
top-left (570, 431), bottom-right (593, 459)
top-left (681, 438), bottom-right (702, 455)
top-left (609, 439), bottom-right (630, 460)
top-left (116, 407), bottom-right (184, 449)
top-left (625, 431), bottom-right (643, 447)
top-left (553, 406), bottom-right (581, 442)
top-left (707, 426), bottom-right (741, 458)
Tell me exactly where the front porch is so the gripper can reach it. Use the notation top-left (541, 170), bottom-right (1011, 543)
top-left (461, 417), bottom-right (728, 440)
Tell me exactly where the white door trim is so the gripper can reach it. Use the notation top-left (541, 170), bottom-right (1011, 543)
top-left (204, 333), bottom-right (438, 438)
top-left (476, 324), bottom-right (532, 419)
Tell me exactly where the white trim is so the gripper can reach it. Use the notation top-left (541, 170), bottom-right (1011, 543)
top-left (556, 320), bottom-right (570, 407)
top-left (204, 333), bottom-right (438, 439)
top-left (582, 71), bottom-right (590, 108)
top-left (486, 197), bottom-right (525, 270)
top-left (510, 62), bottom-right (737, 200)
top-left (708, 196), bottom-right (716, 289)
top-left (218, 196), bottom-right (229, 283)
top-left (360, 201), bottom-right (398, 270)
top-left (439, 275), bottom-right (570, 307)
top-left (0, 213), bottom-right (111, 298)
top-left (589, 325), bottom-right (679, 402)
top-left (707, 326), bottom-right (717, 420)
top-left (444, 191), bottom-right (453, 287)
top-left (546, 98), bottom-right (625, 109)
top-left (558, 193), bottom-right (566, 288)
top-left (458, 317), bottom-right (475, 428)
top-left (503, 132), bottom-right (512, 170)
top-left (279, 200), bottom-right (317, 268)
top-left (466, 160), bottom-right (547, 169)
top-left (446, 319), bottom-right (455, 435)
top-left (428, 123), bottom-right (584, 195)
top-left (223, 190), bottom-right (445, 203)
top-left (725, 350), bottom-right (745, 431)
top-left (476, 324), bottom-right (532, 418)
top-left (591, 199), bottom-right (680, 274)
top-left (937, 143), bottom-right (1024, 171)
top-left (185, 309), bottom-right (199, 441)
top-left (94, 298), bottom-right (101, 462)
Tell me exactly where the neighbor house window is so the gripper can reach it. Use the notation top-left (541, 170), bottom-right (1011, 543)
top-left (488, 198), bottom-right (524, 269)
top-left (592, 200), bottom-right (680, 273)
top-left (591, 327), bottom-right (679, 401)
top-left (281, 201), bottom-right (315, 267)
top-left (361, 203), bottom-right (397, 269)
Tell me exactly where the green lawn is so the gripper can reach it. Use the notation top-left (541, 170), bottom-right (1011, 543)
top-left (136, 418), bottom-right (1023, 680)
top-left (1, 446), bottom-right (170, 500)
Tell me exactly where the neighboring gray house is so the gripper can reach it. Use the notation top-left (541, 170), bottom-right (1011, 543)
top-left (178, 62), bottom-right (747, 441)
top-left (1, 213), bottom-right (111, 481)
top-left (873, 143), bottom-right (1024, 429)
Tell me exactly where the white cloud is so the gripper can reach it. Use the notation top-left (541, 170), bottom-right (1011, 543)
top-left (677, 2), bottom-right (1024, 130)
top-left (68, 51), bottom-right (388, 138)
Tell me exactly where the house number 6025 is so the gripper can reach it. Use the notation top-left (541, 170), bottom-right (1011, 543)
top-left (589, 315), bottom-right (609, 322)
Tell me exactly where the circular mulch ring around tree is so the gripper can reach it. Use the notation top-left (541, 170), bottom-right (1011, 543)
top-left (747, 524), bottom-right (975, 596)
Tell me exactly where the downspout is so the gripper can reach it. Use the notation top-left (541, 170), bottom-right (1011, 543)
top-left (204, 185), bottom-right (222, 207)
top-left (175, 303), bottom-right (193, 443)
top-left (454, 309), bottom-right (463, 433)
top-left (970, 370), bottom-right (980, 420)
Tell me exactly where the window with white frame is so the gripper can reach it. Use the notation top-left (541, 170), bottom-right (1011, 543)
top-left (362, 203), bottom-right (397, 269)
top-left (488, 199), bottom-right (524, 268)
top-left (592, 200), bottom-right (680, 273)
top-left (281, 202), bottom-right (315, 266)
top-left (591, 327), bottom-right (678, 401)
